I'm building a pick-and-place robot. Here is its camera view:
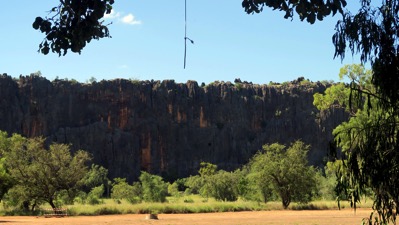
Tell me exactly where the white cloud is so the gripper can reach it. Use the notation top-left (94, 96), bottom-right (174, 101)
top-left (103, 10), bottom-right (120, 19)
top-left (121, 14), bottom-right (142, 25)
top-left (104, 10), bottom-right (142, 26)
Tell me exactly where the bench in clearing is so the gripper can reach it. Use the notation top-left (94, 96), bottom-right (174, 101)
top-left (43, 208), bottom-right (68, 217)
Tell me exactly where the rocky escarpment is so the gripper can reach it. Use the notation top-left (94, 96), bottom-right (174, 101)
top-left (0, 74), bottom-right (347, 181)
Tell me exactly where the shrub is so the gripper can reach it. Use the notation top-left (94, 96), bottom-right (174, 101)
top-left (87, 185), bottom-right (104, 205)
top-left (111, 178), bottom-right (142, 204)
top-left (168, 182), bottom-right (181, 198)
top-left (139, 172), bottom-right (168, 203)
top-left (202, 170), bottom-right (239, 201)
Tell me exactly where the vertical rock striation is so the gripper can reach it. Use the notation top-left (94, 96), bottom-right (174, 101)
top-left (0, 74), bottom-right (347, 181)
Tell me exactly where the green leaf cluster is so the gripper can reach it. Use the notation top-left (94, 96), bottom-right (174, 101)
top-left (184, 141), bottom-right (319, 208)
top-left (139, 171), bottom-right (168, 203)
top-left (0, 132), bottom-right (91, 210)
top-left (242, 0), bottom-right (347, 23)
top-left (33, 0), bottom-right (114, 56)
top-left (247, 141), bottom-right (317, 208)
top-left (111, 178), bottom-right (142, 204)
top-left (315, 64), bottom-right (399, 224)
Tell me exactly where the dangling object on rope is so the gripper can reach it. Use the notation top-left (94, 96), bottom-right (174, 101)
top-left (184, 0), bottom-right (194, 69)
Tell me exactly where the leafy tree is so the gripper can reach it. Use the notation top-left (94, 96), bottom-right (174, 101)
top-left (313, 83), bottom-right (349, 112)
top-left (204, 170), bottom-right (239, 202)
top-left (246, 166), bottom-right (274, 203)
top-left (313, 162), bottom-right (342, 201)
top-left (184, 162), bottom-right (218, 197)
top-left (2, 185), bottom-right (41, 211)
top-left (139, 171), bottom-right (168, 203)
top-left (332, 2), bottom-right (399, 107)
top-left (313, 64), bottom-right (372, 115)
top-left (184, 175), bottom-right (202, 195)
top-left (243, 10), bottom-right (399, 218)
top-left (185, 163), bottom-right (239, 201)
top-left (314, 64), bottom-right (399, 224)
top-left (248, 141), bottom-right (317, 209)
top-left (332, 100), bottom-right (399, 224)
top-left (111, 178), bottom-right (141, 204)
top-left (0, 131), bottom-right (14, 201)
top-left (81, 164), bottom-right (110, 197)
top-left (1, 133), bottom-right (90, 209)
top-left (250, 15), bottom-right (399, 223)
top-left (0, 157), bottom-right (13, 201)
top-left (168, 182), bottom-right (181, 199)
top-left (87, 185), bottom-right (104, 205)
top-left (236, 167), bottom-right (263, 202)
top-left (198, 162), bottom-right (217, 177)
top-left (196, 162), bottom-right (218, 198)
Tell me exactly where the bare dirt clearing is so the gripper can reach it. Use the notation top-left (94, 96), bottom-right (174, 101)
top-left (1, 208), bottom-right (373, 225)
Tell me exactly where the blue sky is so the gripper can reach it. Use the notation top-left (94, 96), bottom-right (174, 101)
top-left (2, 1), bottom-right (361, 84)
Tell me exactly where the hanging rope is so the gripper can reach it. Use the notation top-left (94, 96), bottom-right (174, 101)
top-left (184, 0), bottom-right (194, 69)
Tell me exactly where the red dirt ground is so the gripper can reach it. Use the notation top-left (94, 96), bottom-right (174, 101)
top-left (0, 208), bottom-right (373, 225)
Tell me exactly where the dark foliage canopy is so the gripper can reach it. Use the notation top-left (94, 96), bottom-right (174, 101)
top-left (243, 1), bottom-right (399, 224)
top-left (241, 0), bottom-right (347, 24)
top-left (332, 1), bottom-right (399, 107)
top-left (33, 0), bottom-right (114, 56)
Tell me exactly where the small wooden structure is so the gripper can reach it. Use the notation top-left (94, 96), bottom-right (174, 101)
top-left (43, 208), bottom-right (68, 217)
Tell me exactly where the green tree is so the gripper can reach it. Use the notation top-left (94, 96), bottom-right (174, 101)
top-left (203, 170), bottom-right (239, 202)
top-left (86, 185), bottom-right (104, 205)
top-left (0, 157), bottom-right (13, 201)
top-left (313, 64), bottom-right (372, 116)
top-left (81, 164), bottom-right (110, 197)
top-left (185, 163), bottom-right (239, 201)
top-left (184, 162), bottom-right (218, 197)
top-left (314, 64), bottom-right (399, 224)
top-left (1, 133), bottom-right (90, 210)
top-left (246, 165), bottom-right (274, 203)
top-left (235, 167), bottom-right (262, 202)
top-left (167, 182), bottom-right (181, 199)
top-left (248, 141), bottom-right (317, 209)
top-left (2, 185), bottom-right (38, 211)
top-left (111, 178), bottom-right (141, 204)
top-left (0, 131), bottom-right (13, 199)
top-left (184, 175), bottom-right (202, 195)
top-left (313, 162), bottom-right (342, 201)
top-left (198, 162), bottom-right (217, 177)
top-left (139, 171), bottom-right (168, 203)
top-left (313, 83), bottom-right (350, 112)
top-left (332, 102), bottom-right (399, 223)
top-left (244, 11), bottom-right (399, 216)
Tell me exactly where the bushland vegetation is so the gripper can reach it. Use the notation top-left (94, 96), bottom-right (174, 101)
top-left (2, 64), bottom-right (393, 221)
top-left (0, 130), bottom-right (371, 216)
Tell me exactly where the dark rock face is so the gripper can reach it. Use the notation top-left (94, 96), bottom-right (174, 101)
top-left (0, 74), bottom-right (347, 181)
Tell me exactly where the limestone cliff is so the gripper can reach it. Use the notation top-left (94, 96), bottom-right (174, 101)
top-left (0, 74), bottom-right (347, 181)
